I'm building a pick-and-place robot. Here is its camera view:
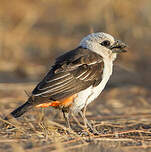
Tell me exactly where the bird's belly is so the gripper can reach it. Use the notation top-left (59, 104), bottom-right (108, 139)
top-left (71, 86), bottom-right (93, 113)
top-left (72, 62), bottom-right (112, 113)
top-left (72, 80), bottom-right (109, 113)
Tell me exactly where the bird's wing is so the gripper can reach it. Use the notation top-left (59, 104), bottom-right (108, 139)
top-left (32, 47), bottom-right (104, 100)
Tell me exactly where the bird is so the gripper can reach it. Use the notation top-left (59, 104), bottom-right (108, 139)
top-left (5, 32), bottom-right (127, 132)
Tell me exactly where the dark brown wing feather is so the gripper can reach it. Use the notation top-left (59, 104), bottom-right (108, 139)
top-left (32, 47), bottom-right (104, 100)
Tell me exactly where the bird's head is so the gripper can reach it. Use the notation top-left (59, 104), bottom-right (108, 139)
top-left (80, 32), bottom-right (127, 60)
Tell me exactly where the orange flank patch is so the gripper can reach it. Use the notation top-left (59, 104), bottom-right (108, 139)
top-left (36, 101), bottom-right (60, 108)
top-left (36, 94), bottom-right (77, 108)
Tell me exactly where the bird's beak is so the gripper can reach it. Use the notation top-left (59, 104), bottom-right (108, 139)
top-left (109, 40), bottom-right (127, 53)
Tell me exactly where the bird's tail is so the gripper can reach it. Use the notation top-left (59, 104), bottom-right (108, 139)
top-left (5, 97), bottom-right (34, 120)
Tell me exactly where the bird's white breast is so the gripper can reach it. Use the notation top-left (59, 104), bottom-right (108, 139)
top-left (71, 58), bottom-right (113, 113)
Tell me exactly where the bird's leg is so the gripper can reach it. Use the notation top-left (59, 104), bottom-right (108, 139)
top-left (79, 110), bottom-right (92, 129)
top-left (62, 108), bottom-right (71, 129)
top-left (78, 92), bottom-right (99, 134)
top-left (79, 110), bottom-right (99, 134)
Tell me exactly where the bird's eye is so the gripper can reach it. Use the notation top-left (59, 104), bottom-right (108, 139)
top-left (100, 40), bottom-right (110, 47)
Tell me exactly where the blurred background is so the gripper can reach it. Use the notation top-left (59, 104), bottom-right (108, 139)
top-left (0, 1), bottom-right (151, 151)
top-left (0, 0), bottom-right (151, 87)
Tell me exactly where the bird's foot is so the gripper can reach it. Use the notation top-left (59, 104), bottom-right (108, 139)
top-left (87, 122), bottom-right (100, 135)
top-left (77, 123), bottom-right (100, 136)
top-left (78, 128), bottom-right (99, 136)
top-left (89, 126), bottom-right (100, 135)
